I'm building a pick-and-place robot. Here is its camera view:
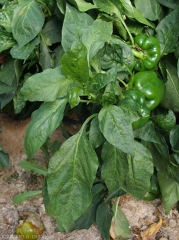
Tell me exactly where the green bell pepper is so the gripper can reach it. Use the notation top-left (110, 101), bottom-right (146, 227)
top-left (133, 34), bottom-right (161, 71)
top-left (121, 89), bottom-right (150, 130)
top-left (132, 71), bottom-right (165, 110)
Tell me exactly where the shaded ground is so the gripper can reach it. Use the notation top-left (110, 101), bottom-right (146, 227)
top-left (0, 113), bottom-right (179, 240)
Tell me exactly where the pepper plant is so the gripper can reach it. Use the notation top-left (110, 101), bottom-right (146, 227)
top-left (1, 0), bottom-right (179, 239)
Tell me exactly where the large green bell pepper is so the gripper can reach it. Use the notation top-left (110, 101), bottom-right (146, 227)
top-left (132, 71), bottom-right (165, 110)
top-left (133, 34), bottom-right (161, 71)
top-left (121, 89), bottom-right (150, 130)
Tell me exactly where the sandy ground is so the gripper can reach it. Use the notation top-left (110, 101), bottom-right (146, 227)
top-left (0, 113), bottom-right (179, 240)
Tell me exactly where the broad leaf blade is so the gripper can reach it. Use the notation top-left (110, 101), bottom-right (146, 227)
top-left (134, 0), bottom-right (162, 21)
top-left (10, 37), bottom-right (39, 60)
top-left (101, 141), bottom-right (128, 194)
top-left (62, 4), bottom-right (93, 52)
top-left (12, 0), bottom-right (45, 48)
top-left (158, 172), bottom-right (179, 215)
top-left (110, 199), bottom-right (130, 239)
top-left (82, 19), bottom-right (113, 61)
top-left (122, 141), bottom-right (154, 199)
top-left (61, 41), bottom-right (89, 83)
top-left (98, 105), bottom-right (134, 155)
top-left (21, 67), bottom-right (72, 102)
top-left (47, 128), bottom-right (99, 231)
top-left (156, 7), bottom-right (179, 56)
top-left (96, 202), bottom-right (113, 240)
top-left (161, 61), bottom-right (179, 112)
top-left (24, 98), bottom-right (67, 159)
top-left (89, 117), bottom-right (105, 148)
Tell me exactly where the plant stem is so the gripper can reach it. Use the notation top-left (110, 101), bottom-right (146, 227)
top-left (37, 0), bottom-right (52, 16)
top-left (81, 113), bottom-right (98, 132)
top-left (118, 78), bottom-right (128, 88)
top-left (116, 12), bottom-right (134, 46)
top-left (132, 49), bottom-right (144, 59)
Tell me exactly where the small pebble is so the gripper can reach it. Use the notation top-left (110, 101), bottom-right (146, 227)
top-left (169, 219), bottom-right (177, 228)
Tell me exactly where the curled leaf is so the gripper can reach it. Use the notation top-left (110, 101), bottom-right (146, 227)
top-left (140, 215), bottom-right (162, 240)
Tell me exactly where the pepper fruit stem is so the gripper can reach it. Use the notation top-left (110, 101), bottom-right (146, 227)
top-left (132, 49), bottom-right (145, 59)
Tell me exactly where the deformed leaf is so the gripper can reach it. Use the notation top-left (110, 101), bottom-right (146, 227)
top-left (47, 127), bottom-right (99, 231)
top-left (140, 215), bottom-right (162, 240)
top-left (24, 98), bottom-right (67, 159)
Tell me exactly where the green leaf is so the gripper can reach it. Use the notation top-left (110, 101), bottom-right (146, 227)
top-left (0, 31), bottom-right (15, 52)
top-left (41, 17), bottom-right (62, 46)
top-left (21, 67), bottom-right (72, 102)
top-left (12, 0), bottom-right (45, 48)
top-left (47, 127), bottom-right (99, 232)
top-left (10, 37), bottom-right (39, 60)
top-left (89, 117), bottom-right (105, 148)
top-left (101, 141), bottom-right (128, 194)
top-left (152, 109), bottom-right (176, 132)
top-left (161, 61), bottom-right (179, 112)
top-left (39, 37), bottom-right (52, 70)
top-left (156, 8), bottom-right (179, 56)
top-left (62, 4), bottom-right (93, 52)
top-left (0, 7), bottom-right (13, 32)
top-left (120, 0), bottom-right (154, 28)
top-left (13, 190), bottom-right (42, 204)
top-left (82, 19), bottom-right (113, 61)
top-left (122, 141), bottom-right (154, 199)
top-left (100, 35), bottom-right (134, 73)
top-left (170, 125), bottom-right (179, 153)
top-left (143, 132), bottom-right (179, 182)
top-left (61, 41), bottom-right (89, 83)
top-left (158, 172), bottom-right (179, 215)
top-left (19, 160), bottom-right (47, 176)
top-left (0, 58), bottom-right (15, 86)
top-left (98, 105), bottom-right (134, 155)
top-left (110, 198), bottom-right (130, 239)
top-left (134, 121), bottom-right (159, 143)
top-left (70, 0), bottom-right (97, 11)
top-left (68, 86), bottom-right (83, 108)
top-left (96, 202), bottom-right (113, 240)
top-left (0, 146), bottom-right (10, 168)
top-left (134, 0), bottom-right (162, 21)
top-left (70, 183), bottom-right (106, 231)
top-left (157, 0), bottom-right (179, 9)
top-left (24, 98), bottom-right (67, 159)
